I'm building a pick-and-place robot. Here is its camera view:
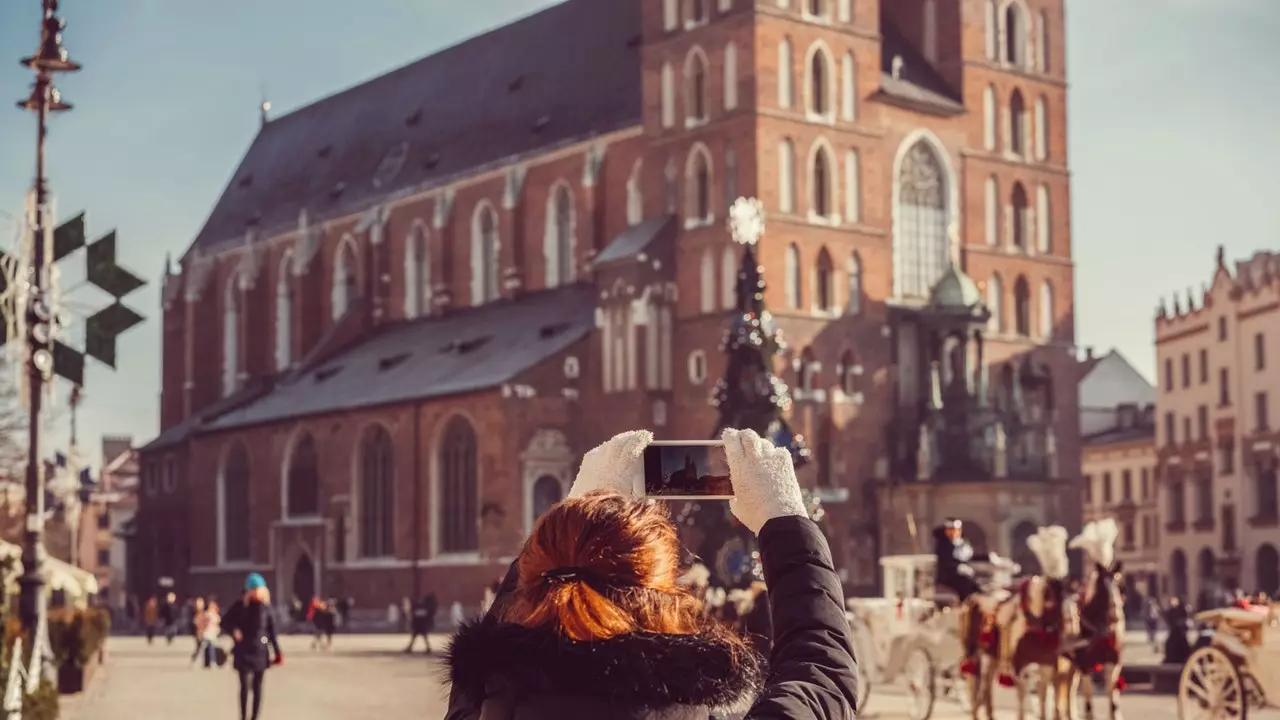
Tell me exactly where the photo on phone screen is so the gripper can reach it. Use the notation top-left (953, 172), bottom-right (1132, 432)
top-left (643, 441), bottom-right (733, 500)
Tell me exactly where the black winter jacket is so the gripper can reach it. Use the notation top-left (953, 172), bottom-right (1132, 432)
top-left (221, 599), bottom-right (283, 672)
top-left (444, 515), bottom-right (858, 719)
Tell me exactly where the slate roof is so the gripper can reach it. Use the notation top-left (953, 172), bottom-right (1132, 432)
top-left (1082, 424), bottom-right (1155, 448)
top-left (202, 284), bottom-right (597, 432)
top-left (877, 19), bottom-right (965, 116)
top-left (188, 0), bottom-right (643, 258)
top-left (593, 215), bottom-right (677, 266)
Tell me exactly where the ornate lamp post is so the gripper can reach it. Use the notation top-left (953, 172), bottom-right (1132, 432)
top-left (16, 0), bottom-right (81, 634)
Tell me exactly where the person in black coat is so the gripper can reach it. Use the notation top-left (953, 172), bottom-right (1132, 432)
top-left (405, 593), bottom-right (439, 654)
top-left (444, 429), bottom-right (858, 720)
top-left (933, 518), bottom-right (986, 601)
top-left (221, 574), bottom-right (284, 720)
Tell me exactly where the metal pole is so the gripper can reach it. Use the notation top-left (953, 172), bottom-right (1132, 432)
top-left (17, 68), bottom-right (50, 634)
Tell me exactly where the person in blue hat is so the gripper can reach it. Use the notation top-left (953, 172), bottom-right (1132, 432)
top-left (221, 573), bottom-right (283, 720)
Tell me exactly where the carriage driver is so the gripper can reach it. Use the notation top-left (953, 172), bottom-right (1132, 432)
top-left (933, 518), bottom-right (988, 602)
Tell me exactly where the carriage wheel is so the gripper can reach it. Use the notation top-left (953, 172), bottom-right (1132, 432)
top-left (905, 646), bottom-right (936, 720)
top-left (1178, 646), bottom-right (1247, 720)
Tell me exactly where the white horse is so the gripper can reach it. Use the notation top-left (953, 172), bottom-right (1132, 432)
top-left (1064, 519), bottom-right (1126, 720)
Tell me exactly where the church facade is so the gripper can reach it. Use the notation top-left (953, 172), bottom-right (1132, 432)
top-left (136, 0), bottom-right (1080, 610)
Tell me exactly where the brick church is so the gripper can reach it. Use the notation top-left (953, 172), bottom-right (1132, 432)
top-left (137, 0), bottom-right (1081, 611)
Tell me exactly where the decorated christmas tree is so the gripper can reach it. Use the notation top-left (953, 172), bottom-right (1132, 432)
top-left (679, 198), bottom-right (817, 589)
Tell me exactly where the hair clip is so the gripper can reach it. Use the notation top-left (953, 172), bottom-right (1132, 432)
top-left (542, 567), bottom-right (585, 585)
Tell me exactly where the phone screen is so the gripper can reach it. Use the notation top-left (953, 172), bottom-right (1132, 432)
top-left (643, 441), bottom-right (733, 500)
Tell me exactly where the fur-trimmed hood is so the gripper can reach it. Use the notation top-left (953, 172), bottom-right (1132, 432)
top-left (444, 619), bottom-right (764, 715)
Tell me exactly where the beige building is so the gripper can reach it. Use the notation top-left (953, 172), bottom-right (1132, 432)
top-left (1155, 247), bottom-right (1280, 606)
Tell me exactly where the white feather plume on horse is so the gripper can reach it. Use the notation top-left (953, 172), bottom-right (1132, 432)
top-left (1026, 525), bottom-right (1070, 579)
top-left (1069, 518), bottom-right (1120, 571)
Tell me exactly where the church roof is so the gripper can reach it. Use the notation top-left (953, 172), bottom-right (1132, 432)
top-left (929, 266), bottom-right (983, 310)
top-left (187, 0), bottom-right (642, 258)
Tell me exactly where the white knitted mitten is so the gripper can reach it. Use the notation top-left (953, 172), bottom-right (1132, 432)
top-left (567, 430), bottom-right (653, 500)
top-left (722, 428), bottom-right (807, 535)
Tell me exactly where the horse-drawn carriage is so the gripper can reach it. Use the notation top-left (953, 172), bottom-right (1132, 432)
top-left (1178, 604), bottom-right (1280, 720)
top-left (847, 553), bottom-right (1020, 720)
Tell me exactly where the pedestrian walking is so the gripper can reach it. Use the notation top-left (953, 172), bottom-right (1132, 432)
top-left (160, 593), bottom-right (177, 644)
top-left (1144, 594), bottom-right (1161, 650)
top-left (192, 600), bottom-right (221, 668)
top-left (188, 598), bottom-right (207, 664)
top-left (307, 596), bottom-right (336, 651)
top-left (222, 574), bottom-right (283, 720)
top-left (144, 596), bottom-right (158, 644)
top-left (405, 593), bottom-right (438, 654)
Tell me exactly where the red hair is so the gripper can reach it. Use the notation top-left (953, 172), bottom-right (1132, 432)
top-left (498, 493), bottom-right (713, 642)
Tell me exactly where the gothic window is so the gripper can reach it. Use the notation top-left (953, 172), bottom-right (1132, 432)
top-left (685, 48), bottom-right (710, 123)
top-left (688, 0), bottom-right (709, 24)
top-left (222, 274), bottom-right (240, 397)
top-left (987, 272), bottom-right (1004, 334)
top-left (778, 38), bottom-right (794, 108)
top-left (983, 85), bottom-right (997, 151)
top-left (985, 176), bottom-right (999, 246)
top-left (844, 150), bottom-right (861, 223)
top-left (815, 248), bottom-right (834, 312)
top-left (532, 475), bottom-right (563, 522)
top-left (286, 433), bottom-right (320, 518)
top-left (687, 144), bottom-right (713, 223)
top-left (1013, 275), bottom-right (1030, 336)
top-left (1257, 544), bottom-right (1279, 596)
top-left (546, 183), bottom-right (575, 287)
top-left (404, 225), bottom-right (431, 319)
top-left (1005, 2), bottom-right (1028, 68)
top-left (1039, 280), bottom-right (1054, 340)
top-left (275, 253), bottom-right (293, 370)
top-left (985, 0), bottom-right (998, 60)
top-left (841, 53), bottom-right (856, 121)
top-left (1038, 11), bottom-right (1050, 72)
top-left (471, 203), bottom-right (500, 305)
top-left (1036, 184), bottom-right (1051, 253)
top-left (1009, 89), bottom-right (1027, 157)
top-left (779, 139), bottom-right (797, 213)
top-left (839, 348), bottom-right (860, 395)
top-left (700, 248), bottom-right (716, 313)
top-left (332, 235), bottom-right (359, 320)
top-left (724, 147), bottom-right (739, 209)
top-left (812, 144), bottom-right (834, 219)
top-left (1035, 96), bottom-right (1048, 160)
top-left (721, 245), bottom-right (737, 310)
top-left (846, 251), bottom-right (863, 315)
top-left (661, 62), bottom-right (675, 129)
top-left (439, 416), bottom-right (479, 554)
top-left (359, 425), bottom-right (395, 558)
top-left (665, 158), bottom-right (679, 215)
top-left (786, 243), bottom-right (802, 309)
top-left (1011, 182), bottom-right (1029, 249)
top-left (807, 0), bottom-right (826, 17)
top-left (724, 43), bottom-right (739, 110)
top-left (807, 45), bottom-right (833, 117)
top-left (893, 139), bottom-right (949, 300)
top-left (627, 159), bottom-right (644, 226)
top-left (221, 442), bottom-right (251, 562)
top-left (798, 347), bottom-right (817, 391)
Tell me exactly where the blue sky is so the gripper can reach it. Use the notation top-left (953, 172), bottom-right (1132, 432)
top-left (0, 0), bottom-right (1277, 469)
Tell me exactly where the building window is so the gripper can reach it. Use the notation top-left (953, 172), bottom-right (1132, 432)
top-left (779, 138), bottom-right (796, 213)
top-left (687, 144), bottom-right (713, 223)
top-left (1034, 96), bottom-right (1048, 161)
top-left (1004, 2), bottom-right (1028, 67)
top-left (1181, 353), bottom-right (1190, 388)
top-left (1219, 367), bottom-right (1231, 406)
top-left (725, 147), bottom-right (739, 210)
top-left (1164, 357), bottom-right (1173, 391)
top-left (815, 248), bottom-right (833, 312)
top-left (688, 0), bottom-right (709, 25)
top-left (1013, 276), bottom-right (1030, 336)
top-left (1122, 521), bottom-right (1135, 549)
top-left (1163, 411), bottom-right (1175, 446)
top-left (1255, 460), bottom-right (1278, 522)
top-left (984, 0), bottom-right (998, 60)
top-left (1083, 474), bottom-right (1093, 505)
top-left (1102, 472), bottom-right (1113, 504)
top-left (222, 275), bottom-right (240, 397)
top-left (844, 149), bottom-right (861, 223)
top-left (1038, 280), bottom-right (1054, 340)
top-left (1122, 470), bottom-right (1132, 501)
top-left (1168, 481), bottom-right (1185, 525)
top-left (1256, 332), bottom-right (1266, 371)
top-left (1197, 405), bottom-right (1209, 441)
top-left (839, 348), bottom-right (860, 395)
top-left (785, 243), bottom-right (802, 309)
top-left (846, 251), bottom-right (863, 315)
top-left (1183, 416), bottom-right (1192, 444)
top-left (97, 511), bottom-right (109, 530)
top-left (983, 86), bottom-right (997, 151)
top-left (403, 227), bottom-right (431, 319)
top-left (532, 476), bottom-right (563, 523)
top-left (471, 203), bottom-right (500, 304)
top-left (332, 235), bottom-right (359, 320)
top-left (97, 549), bottom-right (110, 567)
top-left (812, 144), bottom-right (834, 219)
top-left (546, 184), bottom-right (575, 287)
top-left (359, 425), bottom-right (395, 559)
top-left (1141, 468), bottom-right (1151, 499)
top-left (1195, 474), bottom-right (1213, 526)
top-left (661, 62), bottom-right (675, 128)
top-left (807, 45), bottom-right (833, 118)
top-left (724, 42), bottom-right (739, 110)
top-left (1009, 90), bottom-right (1027, 157)
top-left (894, 139), bottom-right (949, 300)
top-left (986, 273), bottom-right (1004, 334)
top-left (439, 416), bottom-right (479, 554)
top-left (985, 176), bottom-right (999, 246)
top-left (721, 245), bottom-right (737, 310)
top-left (684, 48), bottom-right (710, 124)
top-left (797, 347), bottom-right (817, 391)
top-left (1256, 391), bottom-right (1270, 431)
top-left (1219, 439), bottom-right (1235, 475)
top-left (1218, 316), bottom-right (1228, 341)
top-left (1036, 184), bottom-right (1051, 252)
top-left (1011, 182), bottom-right (1028, 249)
top-left (778, 38), bottom-right (794, 108)
top-left (221, 442), bottom-right (251, 562)
top-left (922, 0), bottom-right (938, 62)
top-left (663, 0), bottom-right (678, 30)
top-left (627, 159), bottom-right (644, 226)
top-left (275, 253), bottom-right (294, 369)
top-left (806, 0), bottom-right (827, 18)
top-left (286, 433), bottom-right (320, 518)
top-left (841, 52), bottom-right (856, 121)
top-left (700, 249), bottom-right (715, 313)
top-left (1199, 348), bottom-right (1208, 384)
top-left (1038, 11), bottom-right (1050, 71)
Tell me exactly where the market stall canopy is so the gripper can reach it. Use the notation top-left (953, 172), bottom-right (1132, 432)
top-left (0, 540), bottom-right (99, 598)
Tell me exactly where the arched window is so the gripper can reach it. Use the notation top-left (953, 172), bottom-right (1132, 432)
top-left (1009, 90), bottom-right (1027, 157)
top-left (798, 347), bottom-right (817, 391)
top-left (1011, 182), bottom-right (1029, 250)
top-left (841, 53), bottom-right (856, 121)
top-left (922, 0), bottom-right (938, 63)
top-left (332, 236), bottom-right (359, 320)
top-left (779, 138), bottom-right (796, 213)
top-left (1039, 280), bottom-right (1054, 340)
top-left (721, 245), bottom-right (737, 310)
top-left (1171, 549), bottom-right (1188, 598)
top-left (724, 147), bottom-right (739, 209)
top-left (1005, 2), bottom-right (1028, 68)
top-left (1038, 11), bottom-right (1050, 72)
top-left (661, 62), bottom-right (675, 129)
top-left (1036, 184), bottom-right (1051, 253)
top-left (359, 425), bottom-right (395, 558)
top-left (724, 43), bottom-right (739, 110)
top-left (663, 0), bottom-right (679, 30)
top-left (439, 416), bottom-right (479, 554)
top-left (627, 159), bottom-right (644, 226)
top-left (815, 248), bottom-right (834, 312)
top-left (985, 0), bottom-right (998, 60)
top-left (987, 273), bottom-right (1004, 334)
top-left (275, 254), bottom-right (293, 371)
top-left (532, 475), bottom-right (563, 522)
top-left (839, 348), bottom-right (860, 395)
top-left (471, 203), bottom-right (500, 305)
top-left (807, 0), bottom-right (826, 17)
top-left (983, 85), bottom-right (997, 151)
top-left (894, 138), bottom-right (950, 300)
top-left (846, 251), bottom-right (863, 315)
top-left (1035, 96), bottom-right (1049, 160)
top-left (700, 248), bottom-right (716, 313)
top-left (688, 0), bottom-right (709, 24)
top-left (1256, 544), bottom-right (1280, 596)
top-left (685, 48), bottom-right (710, 124)
top-left (985, 176), bottom-right (999, 246)
top-left (223, 275), bottom-right (240, 397)
top-left (286, 433), bottom-right (320, 518)
top-left (778, 38), bottom-right (794, 108)
top-left (812, 144), bottom-right (834, 219)
top-left (1013, 275), bottom-right (1030, 336)
top-left (844, 150), bottom-right (861, 223)
top-left (221, 442), bottom-right (251, 562)
top-left (837, 0), bottom-right (851, 22)
top-left (404, 226), bottom-right (431, 319)
top-left (546, 184), bottom-right (575, 287)
top-left (665, 158), bottom-right (678, 213)
top-left (687, 144), bottom-right (713, 222)
top-left (785, 243), bottom-right (802, 309)
top-left (807, 45), bottom-right (833, 117)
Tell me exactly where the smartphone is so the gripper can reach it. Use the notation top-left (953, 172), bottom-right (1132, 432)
top-left (643, 441), bottom-right (733, 500)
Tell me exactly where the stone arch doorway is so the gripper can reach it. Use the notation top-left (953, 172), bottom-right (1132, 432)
top-left (292, 553), bottom-right (317, 605)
